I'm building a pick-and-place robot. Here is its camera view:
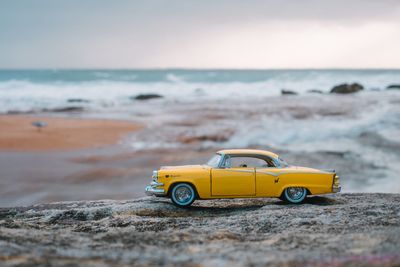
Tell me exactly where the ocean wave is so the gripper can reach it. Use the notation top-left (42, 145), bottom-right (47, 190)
top-left (0, 71), bottom-right (399, 193)
top-left (1, 71), bottom-right (399, 118)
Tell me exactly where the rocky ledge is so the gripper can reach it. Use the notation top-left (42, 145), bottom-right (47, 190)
top-left (0, 193), bottom-right (399, 267)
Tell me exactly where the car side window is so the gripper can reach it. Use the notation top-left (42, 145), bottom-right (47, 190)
top-left (223, 156), bottom-right (270, 168)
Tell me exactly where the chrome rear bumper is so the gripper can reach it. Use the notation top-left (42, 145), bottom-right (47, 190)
top-left (332, 186), bottom-right (341, 193)
top-left (332, 174), bottom-right (341, 193)
top-left (145, 181), bottom-right (166, 196)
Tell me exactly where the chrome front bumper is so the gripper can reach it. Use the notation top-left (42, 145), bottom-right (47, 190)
top-left (145, 181), bottom-right (166, 196)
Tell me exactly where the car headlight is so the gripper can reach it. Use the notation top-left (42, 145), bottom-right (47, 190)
top-left (152, 170), bottom-right (158, 179)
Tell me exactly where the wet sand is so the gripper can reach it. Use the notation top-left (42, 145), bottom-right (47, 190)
top-left (0, 146), bottom-right (214, 207)
top-left (0, 115), bottom-right (142, 151)
top-left (0, 91), bottom-right (399, 207)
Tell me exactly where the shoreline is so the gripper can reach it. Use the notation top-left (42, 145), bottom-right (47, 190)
top-left (0, 115), bottom-right (142, 152)
top-left (0, 90), bottom-right (398, 206)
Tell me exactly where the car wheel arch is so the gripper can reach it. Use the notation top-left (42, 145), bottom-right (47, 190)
top-left (279, 186), bottom-right (311, 198)
top-left (168, 181), bottom-right (199, 199)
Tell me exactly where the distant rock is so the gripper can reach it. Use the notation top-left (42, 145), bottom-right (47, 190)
top-left (6, 110), bottom-right (34, 115)
top-left (42, 107), bottom-right (85, 113)
top-left (67, 98), bottom-right (90, 103)
top-left (387, 84), bottom-right (400, 90)
top-left (281, 89), bottom-right (298, 95)
top-left (6, 107), bottom-right (85, 115)
top-left (131, 94), bottom-right (163, 100)
top-left (178, 132), bottom-right (233, 144)
top-left (307, 89), bottom-right (323, 94)
top-left (330, 83), bottom-right (364, 94)
top-left (4, 106), bottom-right (86, 115)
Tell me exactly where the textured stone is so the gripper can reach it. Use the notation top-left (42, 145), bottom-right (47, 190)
top-left (0, 194), bottom-right (399, 266)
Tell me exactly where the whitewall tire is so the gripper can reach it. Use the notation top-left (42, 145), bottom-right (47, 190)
top-left (170, 183), bottom-right (196, 207)
top-left (282, 187), bottom-right (307, 204)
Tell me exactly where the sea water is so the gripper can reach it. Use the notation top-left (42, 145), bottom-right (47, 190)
top-left (0, 69), bottom-right (400, 193)
top-left (0, 69), bottom-right (399, 113)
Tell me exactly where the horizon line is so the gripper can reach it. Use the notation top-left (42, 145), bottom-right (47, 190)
top-left (1, 67), bottom-right (400, 71)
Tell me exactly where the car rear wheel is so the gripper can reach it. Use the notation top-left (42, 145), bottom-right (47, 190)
top-left (170, 183), bottom-right (196, 207)
top-left (282, 187), bottom-right (307, 204)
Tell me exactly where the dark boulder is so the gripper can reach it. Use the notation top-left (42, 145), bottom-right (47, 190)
top-left (131, 94), bottom-right (163, 101)
top-left (386, 84), bottom-right (400, 90)
top-left (330, 83), bottom-right (364, 94)
top-left (281, 89), bottom-right (298, 95)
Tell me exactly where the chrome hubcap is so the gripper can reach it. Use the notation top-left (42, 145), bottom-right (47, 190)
top-left (287, 187), bottom-right (305, 200)
top-left (174, 186), bottom-right (192, 203)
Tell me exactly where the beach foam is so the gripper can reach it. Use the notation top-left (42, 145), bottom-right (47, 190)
top-left (0, 70), bottom-right (399, 194)
top-left (1, 69), bottom-right (400, 113)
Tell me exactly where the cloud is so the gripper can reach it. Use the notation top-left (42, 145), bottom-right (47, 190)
top-left (0, 0), bottom-right (399, 68)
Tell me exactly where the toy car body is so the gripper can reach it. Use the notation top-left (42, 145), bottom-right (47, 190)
top-left (145, 149), bottom-right (341, 207)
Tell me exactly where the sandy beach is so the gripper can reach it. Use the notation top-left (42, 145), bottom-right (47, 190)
top-left (0, 115), bottom-right (142, 151)
top-left (0, 69), bottom-right (399, 208)
top-left (0, 89), bottom-right (399, 207)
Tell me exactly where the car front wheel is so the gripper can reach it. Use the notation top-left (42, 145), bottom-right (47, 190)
top-left (170, 183), bottom-right (196, 207)
top-left (282, 187), bottom-right (307, 204)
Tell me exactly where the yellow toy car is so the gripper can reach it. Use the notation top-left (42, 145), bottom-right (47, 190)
top-left (145, 149), bottom-right (341, 207)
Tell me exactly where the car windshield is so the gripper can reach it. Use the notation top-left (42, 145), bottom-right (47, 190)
top-left (206, 153), bottom-right (222, 167)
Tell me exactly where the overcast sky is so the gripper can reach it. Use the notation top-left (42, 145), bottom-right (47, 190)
top-left (1, 0), bottom-right (400, 69)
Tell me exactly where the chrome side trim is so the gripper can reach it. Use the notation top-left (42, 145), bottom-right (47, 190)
top-left (276, 171), bottom-right (333, 175)
top-left (256, 171), bottom-right (334, 176)
top-left (221, 169), bottom-right (254, 173)
top-left (256, 171), bottom-right (279, 177)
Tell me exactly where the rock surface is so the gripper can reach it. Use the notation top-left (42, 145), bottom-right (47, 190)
top-left (281, 89), bottom-right (298, 95)
top-left (1, 193), bottom-right (399, 266)
top-left (387, 84), bottom-right (400, 90)
top-left (132, 94), bottom-right (163, 100)
top-left (42, 106), bottom-right (85, 113)
top-left (330, 83), bottom-right (364, 94)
